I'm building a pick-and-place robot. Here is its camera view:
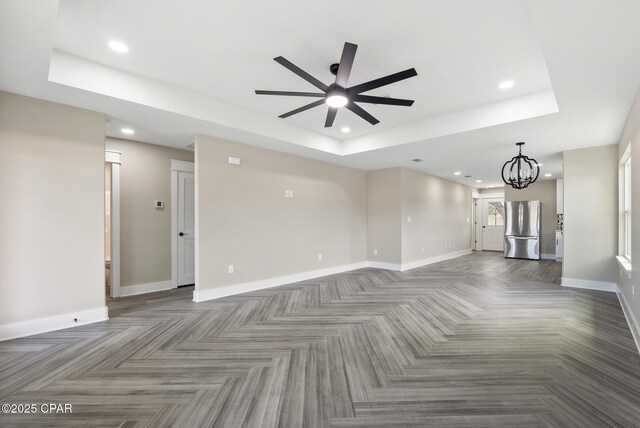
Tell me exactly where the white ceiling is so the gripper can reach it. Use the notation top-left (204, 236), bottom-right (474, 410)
top-left (1, 0), bottom-right (640, 189)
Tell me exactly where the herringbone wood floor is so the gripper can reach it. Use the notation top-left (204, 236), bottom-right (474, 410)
top-left (2, 252), bottom-right (640, 427)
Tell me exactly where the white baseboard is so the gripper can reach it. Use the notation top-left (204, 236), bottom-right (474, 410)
top-left (119, 280), bottom-right (175, 297)
top-left (0, 306), bottom-right (108, 342)
top-left (368, 261), bottom-right (402, 271)
top-left (541, 253), bottom-right (556, 260)
top-left (617, 289), bottom-right (640, 355)
top-left (194, 261), bottom-right (370, 302)
top-left (194, 250), bottom-right (472, 302)
top-left (561, 277), bottom-right (618, 293)
top-left (401, 249), bottom-right (473, 271)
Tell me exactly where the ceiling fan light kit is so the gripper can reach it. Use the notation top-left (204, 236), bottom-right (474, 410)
top-left (255, 42), bottom-right (418, 127)
top-left (501, 142), bottom-right (540, 189)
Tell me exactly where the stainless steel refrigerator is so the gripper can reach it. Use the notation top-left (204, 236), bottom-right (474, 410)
top-left (504, 201), bottom-right (541, 260)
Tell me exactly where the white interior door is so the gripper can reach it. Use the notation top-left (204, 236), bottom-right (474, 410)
top-left (177, 171), bottom-right (195, 285)
top-left (482, 198), bottom-right (505, 251)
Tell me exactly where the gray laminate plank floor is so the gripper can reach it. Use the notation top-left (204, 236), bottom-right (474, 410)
top-left (1, 252), bottom-right (639, 427)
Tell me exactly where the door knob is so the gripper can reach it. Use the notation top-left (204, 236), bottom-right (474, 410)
top-left (179, 232), bottom-right (187, 236)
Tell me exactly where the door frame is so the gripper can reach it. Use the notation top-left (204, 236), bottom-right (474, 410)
top-left (105, 150), bottom-right (121, 298)
top-left (171, 159), bottom-right (195, 288)
top-left (473, 192), bottom-right (505, 251)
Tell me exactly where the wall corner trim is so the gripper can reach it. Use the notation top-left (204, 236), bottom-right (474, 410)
top-left (560, 277), bottom-right (618, 293)
top-left (0, 306), bottom-right (109, 342)
top-left (119, 280), bottom-right (175, 297)
top-left (617, 289), bottom-right (640, 355)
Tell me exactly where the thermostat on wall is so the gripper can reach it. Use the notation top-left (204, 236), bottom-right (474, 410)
top-left (155, 200), bottom-right (164, 209)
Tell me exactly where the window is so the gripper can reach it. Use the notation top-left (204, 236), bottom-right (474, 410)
top-left (487, 201), bottom-right (504, 226)
top-left (620, 147), bottom-right (632, 261)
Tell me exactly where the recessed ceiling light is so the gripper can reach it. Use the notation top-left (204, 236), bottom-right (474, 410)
top-left (454, 171), bottom-right (461, 175)
top-left (499, 80), bottom-right (514, 90)
top-left (544, 173), bottom-right (552, 177)
top-left (341, 127), bottom-right (351, 133)
top-left (475, 179), bottom-right (482, 183)
top-left (121, 128), bottom-right (134, 135)
top-left (108, 40), bottom-right (129, 53)
top-left (537, 163), bottom-right (543, 166)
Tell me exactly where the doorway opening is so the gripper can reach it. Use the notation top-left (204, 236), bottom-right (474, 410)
top-left (105, 150), bottom-right (121, 298)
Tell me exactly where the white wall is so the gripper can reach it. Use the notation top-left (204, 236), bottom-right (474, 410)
top-left (105, 138), bottom-right (193, 288)
top-left (195, 135), bottom-right (368, 295)
top-left (562, 145), bottom-right (618, 285)
top-left (0, 91), bottom-right (106, 334)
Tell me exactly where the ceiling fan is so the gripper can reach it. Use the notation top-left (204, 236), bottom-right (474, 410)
top-left (255, 42), bottom-right (418, 128)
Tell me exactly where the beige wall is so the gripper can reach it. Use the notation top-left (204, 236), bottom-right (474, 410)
top-left (105, 138), bottom-right (193, 287)
top-left (0, 91), bottom-right (105, 325)
top-left (196, 135), bottom-right (367, 290)
top-left (367, 168), bottom-right (402, 264)
top-left (505, 180), bottom-right (557, 256)
top-left (563, 145), bottom-right (618, 283)
top-left (618, 87), bottom-right (640, 336)
top-left (479, 188), bottom-right (505, 196)
top-left (401, 168), bottom-right (473, 264)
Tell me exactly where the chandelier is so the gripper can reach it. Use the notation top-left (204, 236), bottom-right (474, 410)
top-left (501, 142), bottom-right (540, 189)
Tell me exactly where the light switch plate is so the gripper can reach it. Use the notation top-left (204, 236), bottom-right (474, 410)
top-left (228, 265), bottom-right (235, 274)
top-left (228, 156), bottom-right (240, 165)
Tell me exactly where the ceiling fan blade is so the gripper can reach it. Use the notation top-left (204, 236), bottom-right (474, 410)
top-left (335, 42), bottom-right (358, 88)
top-left (351, 94), bottom-right (414, 106)
top-left (325, 107), bottom-right (338, 128)
top-left (346, 102), bottom-right (379, 125)
top-left (279, 99), bottom-right (326, 119)
top-left (348, 68), bottom-right (418, 94)
top-left (274, 56), bottom-right (328, 92)
top-left (255, 90), bottom-right (325, 97)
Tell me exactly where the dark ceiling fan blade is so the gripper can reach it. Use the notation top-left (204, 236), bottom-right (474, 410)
top-left (351, 94), bottom-right (414, 106)
top-left (278, 99), bottom-right (326, 119)
top-left (274, 56), bottom-right (328, 92)
top-left (325, 107), bottom-right (338, 128)
top-left (335, 42), bottom-right (358, 88)
top-left (348, 68), bottom-right (418, 94)
top-left (255, 90), bottom-right (325, 97)
top-left (346, 102), bottom-right (379, 125)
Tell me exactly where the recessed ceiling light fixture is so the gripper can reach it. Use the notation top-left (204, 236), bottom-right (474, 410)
top-left (121, 128), bottom-right (134, 135)
top-left (108, 40), bottom-right (129, 53)
top-left (544, 173), bottom-right (552, 177)
top-left (537, 163), bottom-right (543, 166)
top-left (499, 80), bottom-right (514, 90)
top-left (454, 171), bottom-right (461, 175)
top-left (475, 179), bottom-right (482, 183)
top-left (340, 126), bottom-right (351, 133)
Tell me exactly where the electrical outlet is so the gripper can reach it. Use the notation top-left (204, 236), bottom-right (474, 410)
top-left (373, 249), bottom-right (378, 256)
top-left (318, 253), bottom-right (323, 261)
top-left (228, 264), bottom-right (235, 274)
top-left (228, 156), bottom-right (240, 165)
top-left (284, 190), bottom-right (294, 198)
top-left (407, 216), bottom-right (412, 223)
